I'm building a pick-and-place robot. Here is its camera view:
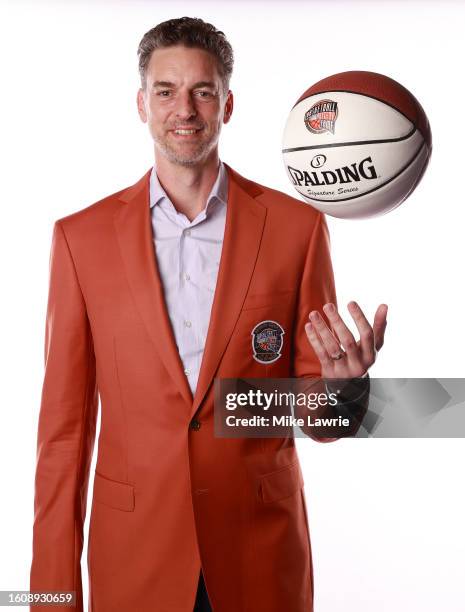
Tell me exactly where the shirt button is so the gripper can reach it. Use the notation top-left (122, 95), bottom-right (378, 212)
top-left (184, 368), bottom-right (191, 376)
top-left (190, 419), bottom-right (201, 431)
top-left (184, 273), bottom-right (190, 281)
top-left (184, 320), bottom-right (192, 328)
top-left (185, 229), bottom-right (191, 236)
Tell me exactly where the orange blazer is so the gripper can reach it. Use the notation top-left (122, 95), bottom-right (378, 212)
top-left (30, 163), bottom-right (339, 612)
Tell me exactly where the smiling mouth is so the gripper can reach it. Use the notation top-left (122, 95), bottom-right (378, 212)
top-left (174, 129), bottom-right (198, 135)
top-left (171, 127), bottom-right (203, 136)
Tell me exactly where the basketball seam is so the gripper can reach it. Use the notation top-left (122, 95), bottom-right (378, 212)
top-left (296, 141), bottom-right (427, 203)
top-left (282, 125), bottom-right (417, 153)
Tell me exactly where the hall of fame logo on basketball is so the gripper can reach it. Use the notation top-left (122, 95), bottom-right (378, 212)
top-left (251, 320), bottom-right (285, 364)
top-left (304, 99), bottom-right (339, 135)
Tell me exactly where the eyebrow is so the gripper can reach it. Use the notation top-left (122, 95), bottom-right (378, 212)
top-left (152, 80), bottom-right (217, 89)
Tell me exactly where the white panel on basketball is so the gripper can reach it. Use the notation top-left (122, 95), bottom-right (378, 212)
top-left (283, 91), bottom-right (414, 146)
top-left (299, 141), bottom-right (429, 219)
top-left (282, 129), bottom-right (424, 202)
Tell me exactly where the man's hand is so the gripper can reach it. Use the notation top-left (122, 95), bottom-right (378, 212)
top-left (304, 301), bottom-right (388, 379)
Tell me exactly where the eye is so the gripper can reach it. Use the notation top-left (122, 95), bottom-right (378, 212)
top-left (195, 90), bottom-right (214, 98)
top-left (156, 90), bottom-right (172, 97)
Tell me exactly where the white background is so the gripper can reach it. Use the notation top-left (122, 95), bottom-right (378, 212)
top-left (1, 0), bottom-right (464, 610)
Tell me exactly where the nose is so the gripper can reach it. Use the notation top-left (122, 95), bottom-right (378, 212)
top-left (175, 90), bottom-right (197, 121)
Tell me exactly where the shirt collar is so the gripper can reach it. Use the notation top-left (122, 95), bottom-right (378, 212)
top-left (149, 160), bottom-right (228, 216)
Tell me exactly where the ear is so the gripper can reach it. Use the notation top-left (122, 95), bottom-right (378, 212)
top-left (137, 88), bottom-right (147, 123)
top-left (223, 90), bottom-right (234, 125)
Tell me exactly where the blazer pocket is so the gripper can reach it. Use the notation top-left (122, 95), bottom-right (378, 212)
top-left (92, 471), bottom-right (135, 512)
top-left (242, 288), bottom-right (296, 311)
top-left (259, 460), bottom-right (304, 504)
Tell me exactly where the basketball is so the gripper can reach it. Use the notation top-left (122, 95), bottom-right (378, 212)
top-left (282, 71), bottom-right (432, 219)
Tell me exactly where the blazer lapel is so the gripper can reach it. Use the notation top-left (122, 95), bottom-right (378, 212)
top-left (112, 163), bottom-right (267, 418)
top-left (113, 168), bottom-right (194, 409)
top-left (190, 163), bottom-right (267, 418)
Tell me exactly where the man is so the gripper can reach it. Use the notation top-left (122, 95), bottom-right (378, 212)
top-left (30, 17), bottom-right (387, 612)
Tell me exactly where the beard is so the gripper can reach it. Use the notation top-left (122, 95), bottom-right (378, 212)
top-left (153, 125), bottom-right (218, 167)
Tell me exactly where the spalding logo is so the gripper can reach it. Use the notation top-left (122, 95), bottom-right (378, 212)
top-left (287, 156), bottom-right (378, 188)
top-left (304, 99), bottom-right (338, 135)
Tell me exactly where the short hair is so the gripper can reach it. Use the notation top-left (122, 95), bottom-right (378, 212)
top-left (137, 17), bottom-right (234, 94)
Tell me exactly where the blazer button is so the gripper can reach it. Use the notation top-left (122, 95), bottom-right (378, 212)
top-left (190, 419), bottom-right (201, 431)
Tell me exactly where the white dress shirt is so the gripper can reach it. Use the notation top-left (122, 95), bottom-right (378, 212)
top-left (149, 161), bottom-right (228, 395)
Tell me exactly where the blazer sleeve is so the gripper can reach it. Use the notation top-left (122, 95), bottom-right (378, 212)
top-left (30, 221), bottom-right (99, 612)
top-left (290, 210), bottom-right (369, 440)
top-left (291, 211), bottom-right (337, 379)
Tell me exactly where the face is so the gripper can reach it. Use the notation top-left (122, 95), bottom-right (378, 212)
top-left (137, 45), bottom-right (233, 167)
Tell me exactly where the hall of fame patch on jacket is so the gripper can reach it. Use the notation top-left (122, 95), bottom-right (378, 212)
top-left (251, 320), bottom-right (285, 364)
